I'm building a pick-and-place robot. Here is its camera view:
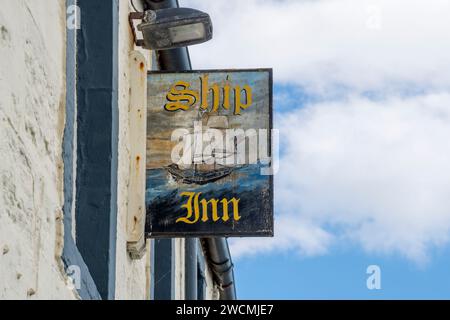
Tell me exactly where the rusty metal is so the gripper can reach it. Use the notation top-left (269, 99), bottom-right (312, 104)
top-left (128, 11), bottom-right (145, 47)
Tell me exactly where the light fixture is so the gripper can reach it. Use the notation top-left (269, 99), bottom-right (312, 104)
top-left (129, 8), bottom-right (213, 50)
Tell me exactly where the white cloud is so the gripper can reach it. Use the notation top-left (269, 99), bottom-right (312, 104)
top-left (182, 0), bottom-right (450, 263)
top-left (230, 215), bottom-right (333, 258)
top-left (230, 93), bottom-right (450, 263)
top-left (184, 0), bottom-right (450, 94)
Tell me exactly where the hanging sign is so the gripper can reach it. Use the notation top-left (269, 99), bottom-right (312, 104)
top-left (145, 69), bottom-right (274, 237)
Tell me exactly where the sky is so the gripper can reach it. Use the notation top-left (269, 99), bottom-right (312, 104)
top-left (183, 0), bottom-right (450, 299)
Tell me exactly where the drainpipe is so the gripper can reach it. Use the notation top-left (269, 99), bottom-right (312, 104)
top-left (202, 238), bottom-right (236, 300)
top-left (145, 0), bottom-right (236, 301)
top-left (146, 0), bottom-right (197, 301)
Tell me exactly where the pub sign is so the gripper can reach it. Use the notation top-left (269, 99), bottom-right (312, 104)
top-left (145, 69), bottom-right (274, 237)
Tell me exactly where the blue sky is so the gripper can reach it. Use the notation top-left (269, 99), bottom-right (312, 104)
top-left (183, 0), bottom-right (450, 299)
top-left (232, 84), bottom-right (450, 300)
top-left (235, 246), bottom-right (450, 300)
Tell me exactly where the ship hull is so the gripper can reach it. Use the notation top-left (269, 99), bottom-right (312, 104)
top-left (166, 164), bottom-right (236, 185)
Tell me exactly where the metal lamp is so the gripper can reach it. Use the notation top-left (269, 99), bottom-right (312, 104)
top-left (132, 8), bottom-right (213, 50)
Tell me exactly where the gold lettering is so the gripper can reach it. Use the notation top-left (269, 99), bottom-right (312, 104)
top-left (165, 81), bottom-right (199, 112)
top-left (221, 198), bottom-right (241, 222)
top-left (200, 198), bottom-right (220, 222)
top-left (165, 75), bottom-right (254, 115)
top-left (234, 85), bottom-right (252, 115)
top-left (176, 192), bottom-right (201, 224)
top-left (222, 76), bottom-right (231, 110)
top-left (200, 74), bottom-right (220, 112)
top-left (177, 192), bottom-right (241, 224)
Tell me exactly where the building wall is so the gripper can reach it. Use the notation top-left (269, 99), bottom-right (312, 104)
top-left (0, 0), bottom-right (77, 300)
top-left (0, 0), bottom-right (221, 300)
top-left (114, 0), bottom-right (220, 301)
top-left (114, 0), bottom-right (149, 300)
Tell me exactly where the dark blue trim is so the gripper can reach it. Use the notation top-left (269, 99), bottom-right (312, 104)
top-left (153, 239), bottom-right (174, 300)
top-left (185, 239), bottom-right (198, 300)
top-left (148, 48), bottom-right (176, 301)
top-left (109, 0), bottom-right (120, 299)
top-left (62, 0), bottom-right (102, 300)
top-left (74, 0), bottom-right (119, 300)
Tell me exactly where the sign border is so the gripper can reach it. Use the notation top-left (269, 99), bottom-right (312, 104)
top-left (145, 68), bottom-right (274, 238)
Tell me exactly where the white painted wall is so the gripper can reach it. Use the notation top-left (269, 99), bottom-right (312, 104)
top-left (115, 1), bottom-right (221, 300)
top-left (114, 0), bottom-right (150, 300)
top-left (0, 0), bottom-right (77, 300)
top-left (0, 0), bottom-right (221, 300)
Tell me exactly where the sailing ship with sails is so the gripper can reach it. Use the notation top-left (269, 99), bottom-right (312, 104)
top-left (165, 113), bottom-right (244, 185)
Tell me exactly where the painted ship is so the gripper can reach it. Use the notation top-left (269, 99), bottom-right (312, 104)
top-left (165, 115), bottom-right (244, 185)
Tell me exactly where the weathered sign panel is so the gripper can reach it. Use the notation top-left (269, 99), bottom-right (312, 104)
top-left (145, 69), bottom-right (273, 237)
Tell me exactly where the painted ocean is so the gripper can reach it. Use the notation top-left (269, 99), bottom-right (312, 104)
top-left (146, 69), bottom-right (273, 237)
top-left (145, 164), bottom-right (272, 237)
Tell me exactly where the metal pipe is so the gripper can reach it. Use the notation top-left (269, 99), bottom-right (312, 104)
top-left (144, 0), bottom-right (179, 11)
top-left (184, 238), bottom-right (198, 300)
top-left (146, 0), bottom-right (236, 301)
top-left (202, 238), bottom-right (236, 300)
top-left (146, 0), bottom-right (196, 301)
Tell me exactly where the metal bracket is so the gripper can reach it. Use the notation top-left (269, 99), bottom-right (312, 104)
top-left (126, 51), bottom-right (148, 259)
top-left (128, 12), bottom-right (145, 47)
